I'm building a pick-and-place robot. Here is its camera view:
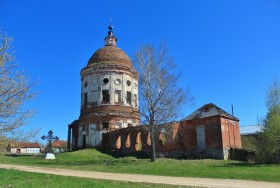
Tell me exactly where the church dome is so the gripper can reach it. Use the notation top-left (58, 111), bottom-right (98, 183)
top-left (87, 45), bottom-right (133, 68)
top-left (87, 21), bottom-right (133, 68)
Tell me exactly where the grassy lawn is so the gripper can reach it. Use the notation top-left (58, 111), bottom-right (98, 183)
top-left (1, 149), bottom-right (280, 182)
top-left (0, 169), bottom-right (189, 188)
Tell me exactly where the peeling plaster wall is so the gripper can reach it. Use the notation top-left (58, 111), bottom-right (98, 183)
top-left (72, 63), bottom-right (140, 150)
top-left (81, 73), bottom-right (138, 108)
top-left (77, 125), bottom-right (85, 148)
top-left (88, 123), bottom-right (102, 147)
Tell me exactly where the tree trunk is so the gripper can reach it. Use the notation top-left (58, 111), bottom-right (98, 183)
top-left (150, 127), bottom-right (156, 162)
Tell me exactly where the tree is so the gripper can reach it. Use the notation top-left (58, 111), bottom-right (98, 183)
top-left (0, 31), bottom-right (38, 152)
top-left (256, 78), bottom-right (280, 163)
top-left (134, 43), bottom-right (194, 161)
top-left (265, 78), bottom-right (280, 110)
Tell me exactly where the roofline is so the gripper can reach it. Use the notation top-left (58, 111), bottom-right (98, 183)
top-left (182, 114), bottom-right (239, 122)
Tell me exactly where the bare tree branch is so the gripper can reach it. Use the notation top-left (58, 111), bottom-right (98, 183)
top-left (0, 30), bottom-right (38, 152)
top-left (134, 42), bottom-right (194, 161)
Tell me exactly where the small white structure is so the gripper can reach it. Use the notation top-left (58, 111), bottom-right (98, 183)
top-left (44, 153), bottom-right (56, 160)
top-left (8, 142), bottom-right (41, 155)
top-left (52, 140), bottom-right (67, 153)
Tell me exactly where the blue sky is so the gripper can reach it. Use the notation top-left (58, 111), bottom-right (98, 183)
top-left (1, 0), bottom-right (280, 140)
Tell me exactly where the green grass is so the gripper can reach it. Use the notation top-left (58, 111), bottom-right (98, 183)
top-left (1, 149), bottom-right (280, 182)
top-left (0, 169), bottom-right (189, 188)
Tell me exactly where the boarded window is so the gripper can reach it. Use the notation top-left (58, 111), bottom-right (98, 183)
top-left (126, 91), bottom-right (131, 105)
top-left (102, 90), bottom-right (110, 104)
top-left (196, 125), bottom-right (206, 151)
top-left (115, 90), bottom-right (121, 104)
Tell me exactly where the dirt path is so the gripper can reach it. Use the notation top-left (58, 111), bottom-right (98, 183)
top-left (1, 164), bottom-right (280, 188)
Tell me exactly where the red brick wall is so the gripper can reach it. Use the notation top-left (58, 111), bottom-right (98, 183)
top-left (99, 116), bottom-right (242, 159)
top-left (178, 116), bottom-right (223, 152)
top-left (220, 117), bottom-right (242, 149)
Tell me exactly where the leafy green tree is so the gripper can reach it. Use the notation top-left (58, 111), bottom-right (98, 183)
top-left (256, 78), bottom-right (280, 163)
top-left (0, 31), bottom-right (38, 152)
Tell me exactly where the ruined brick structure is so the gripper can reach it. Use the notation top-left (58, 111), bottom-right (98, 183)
top-left (68, 22), bottom-right (140, 150)
top-left (102, 103), bottom-right (242, 160)
top-left (178, 103), bottom-right (241, 159)
top-left (67, 23), bottom-right (242, 160)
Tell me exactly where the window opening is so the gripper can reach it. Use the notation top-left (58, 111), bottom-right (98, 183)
top-left (127, 80), bottom-right (131, 86)
top-left (116, 135), bottom-right (121, 149)
top-left (103, 122), bottom-right (109, 129)
top-left (126, 91), bottom-right (131, 105)
top-left (115, 90), bottom-right (121, 104)
top-left (84, 93), bottom-right (88, 107)
top-left (103, 78), bottom-right (109, 84)
top-left (102, 90), bottom-right (110, 104)
top-left (114, 78), bottom-right (121, 85)
top-left (125, 133), bottom-right (131, 147)
top-left (134, 94), bottom-right (137, 107)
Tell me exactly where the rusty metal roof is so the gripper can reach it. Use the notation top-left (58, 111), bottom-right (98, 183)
top-left (182, 103), bottom-right (239, 121)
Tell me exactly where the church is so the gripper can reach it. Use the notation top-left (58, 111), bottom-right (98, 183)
top-left (68, 22), bottom-right (140, 149)
top-left (67, 23), bottom-right (242, 160)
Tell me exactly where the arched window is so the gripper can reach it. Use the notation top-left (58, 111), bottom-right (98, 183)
top-left (116, 135), bottom-right (121, 149)
top-left (147, 132), bottom-right (151, 145)
top-left (125, 133), bottom-right (131, 147)
top-left (159, 128), bottom-right (166, 145)
top-left (135, 132), bottom-right (142, 151)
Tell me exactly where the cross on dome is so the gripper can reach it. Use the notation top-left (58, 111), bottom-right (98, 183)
top-left (105, 18), bottom-right (117, 46)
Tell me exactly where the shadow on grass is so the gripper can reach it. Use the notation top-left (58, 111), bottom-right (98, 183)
top-left (222, 162), bottom-right (280, 167)
top-left (96, 148), bottom-right (150, 159)
top-left (210, 161), bottom-right (280, 168)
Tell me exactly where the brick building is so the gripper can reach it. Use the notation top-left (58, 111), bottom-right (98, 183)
top-left (68, 22), bottom-right (140, 150)
top-left (101, 103), bottom-right (241, 160)
top-left (178, 103), bottom-right (241, 159)
top-left (67, 23), bottom-right (242, 159)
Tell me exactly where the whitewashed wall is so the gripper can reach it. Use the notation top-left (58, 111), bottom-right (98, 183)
top-left (81, 73), bottom-right (138, 108)
top-left (88, 123), bottom-right (102, 147)
top-left (78, 125), bottom-right (86, 147)
top-left (10, 148), bottom-right (40, 154)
